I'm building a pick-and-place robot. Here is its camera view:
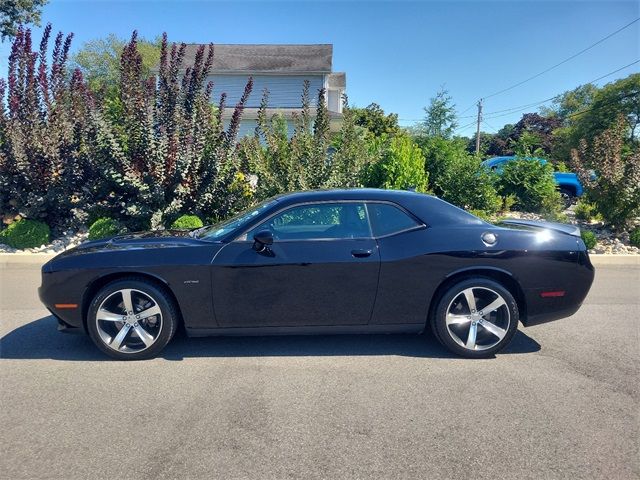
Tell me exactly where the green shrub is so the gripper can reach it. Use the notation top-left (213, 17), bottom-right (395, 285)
top-left (501, 195), bottom-right (517, 213)
top-left (0, 219), bottom-right (50, 249)
top-left (630, 227), bottom-right (640, 248)
top-left (574, 200), bottom-right (598, 222)
top-left (497, 159), bottom-right (561, 214)
top-left (88, 218), bottom-right (120, 240)
top-left (418, 136), bottom-right (501, 214)
top-left (581, 230), bottom-right (597, 249)
top-left (544, 211), bottom-right (569, 223)
top-left (170, 215), bottom-right (204, 230)
top-left (365, 134), bottom-right (428, 192)
top-left (468, 209), bottom-right (494, 223)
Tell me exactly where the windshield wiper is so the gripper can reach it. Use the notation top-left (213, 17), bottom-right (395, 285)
top-left (189, 225), bottom-right (211, 239)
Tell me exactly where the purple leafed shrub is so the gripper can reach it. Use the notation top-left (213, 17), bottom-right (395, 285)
top-left (104, 31), bottom-right (254, 229)
top-left (0, 26), bottom-right (254, 232)
top-left (0, 25), bottom-right (98, 232)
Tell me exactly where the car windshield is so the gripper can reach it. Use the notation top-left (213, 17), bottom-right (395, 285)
top-left (195, 199), bottom-right (278, 241)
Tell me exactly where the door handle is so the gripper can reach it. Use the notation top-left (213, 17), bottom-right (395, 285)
top-left (351, 249), bottom-right (373, 258)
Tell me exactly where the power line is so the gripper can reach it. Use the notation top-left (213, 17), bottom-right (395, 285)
top-left (457, 102), bottom-right (476, 116)
top-left (565, 91), bottom-right (638, 120)
top-left (482, 17), bottom-right (639, 100)
top-left (455, 91), bottom-right (637, 135)
top-left (482, 119), bottom-right (498, 132)
top-left (401, 59), bottom-right (639, 128)
top-left (454, 119), bottom-right (479, 133)
top-left (482, 59), bottom-right (639, 120)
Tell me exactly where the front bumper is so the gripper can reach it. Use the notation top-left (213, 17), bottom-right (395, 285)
top-left (49, 310), bottom-right (84, 334)
top-left (39, 270), bottom-right (86, 331)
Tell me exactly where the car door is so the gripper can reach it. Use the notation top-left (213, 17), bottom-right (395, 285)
top-left (210, 201), bottom-right (381, 328)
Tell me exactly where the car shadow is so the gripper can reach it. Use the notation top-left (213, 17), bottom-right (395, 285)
top-left (1, 315), bottom-right (541, 361)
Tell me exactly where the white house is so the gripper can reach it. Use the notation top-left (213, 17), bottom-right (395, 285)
top-left (181, 44), bottom-right (346, 137)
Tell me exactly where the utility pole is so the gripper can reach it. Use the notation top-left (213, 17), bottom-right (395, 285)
top-left (475, 98), bottom-right (483, 155)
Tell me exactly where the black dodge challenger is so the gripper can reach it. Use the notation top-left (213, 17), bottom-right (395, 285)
top-left (39, 189), bottom-right (595, 360)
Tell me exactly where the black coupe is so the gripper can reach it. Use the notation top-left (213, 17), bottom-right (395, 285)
top-left (39, 189), bottom-right (594, 360)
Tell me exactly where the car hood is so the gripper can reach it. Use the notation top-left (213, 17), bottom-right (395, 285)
top-left (55, 230), bottom-right (209, 258)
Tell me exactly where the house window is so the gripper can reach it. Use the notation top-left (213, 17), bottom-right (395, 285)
top-left (327, 89), bottom-right (342, 113)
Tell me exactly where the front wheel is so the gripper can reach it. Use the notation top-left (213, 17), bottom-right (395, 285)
top-left (431, 278), bottom-right (519, 358)
top-left (86, 278), bottom-right (179, 360)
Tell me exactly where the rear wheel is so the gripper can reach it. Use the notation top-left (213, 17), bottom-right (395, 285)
top-left (559, 188), bottom-right (575, 209)
top-left (86, 279), bottom-right (178, 360)
top-left (432, 278), bottom-right (519, 358)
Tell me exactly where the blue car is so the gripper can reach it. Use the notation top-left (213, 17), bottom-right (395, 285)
top-left (483, 156), bottom-right (583, 207)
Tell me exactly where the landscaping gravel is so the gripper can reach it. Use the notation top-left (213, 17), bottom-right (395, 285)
top-left (502, 206), bottom-right (640, 255)
top-left (0, 230), bottom-right (89, 254)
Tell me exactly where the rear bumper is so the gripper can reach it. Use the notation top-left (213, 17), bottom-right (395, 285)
top-left (521, 251), bottom-right (594, 327)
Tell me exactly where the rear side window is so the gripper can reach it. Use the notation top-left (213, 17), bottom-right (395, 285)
top-left (367, 203), bottom-right (422, 237)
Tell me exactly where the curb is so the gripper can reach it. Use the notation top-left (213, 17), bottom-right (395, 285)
top-left (1, 253), bottom-right (638, 267)
top-left (0, 253), bottom-right (56, 267)
top-left (588, 254), bottom-right (639, 265)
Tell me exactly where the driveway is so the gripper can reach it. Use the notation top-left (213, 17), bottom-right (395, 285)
top-left (0, 262), bottom-right (638, 479)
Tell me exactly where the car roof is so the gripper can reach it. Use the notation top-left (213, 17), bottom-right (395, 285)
top-left (271, 188), bottom-right (484, 227)
top-left (486, 156), bottom-right (547, 165)
top-left (273, 188), bottom-right (429, 204)
top-left (485, 156), bottom-right (514, 165)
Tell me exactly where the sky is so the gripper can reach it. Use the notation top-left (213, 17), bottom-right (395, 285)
top-left (1, 0), bottom-right (638, 136)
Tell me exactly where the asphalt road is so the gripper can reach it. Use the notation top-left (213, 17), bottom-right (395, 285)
top-left (0, 262), bottom-right (638, 480)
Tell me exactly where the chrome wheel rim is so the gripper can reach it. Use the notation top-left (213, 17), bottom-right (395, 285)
top-left (445, 287), bottom-right (510, 351)
top-left (95, 289), bottom-right (163, 353)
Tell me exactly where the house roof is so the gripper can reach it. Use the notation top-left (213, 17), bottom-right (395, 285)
top-left (181, 44), bottom-right (333, 73)
top-left (327, 73), bottom-right (346, 89)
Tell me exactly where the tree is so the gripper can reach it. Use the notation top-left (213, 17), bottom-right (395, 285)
top-left (542, 83), bottom-right (598, 119)
top-left (574, 73), bottom-right (639, 145)
top-left (553, 74), bottom-right (640, 164)
top-left (418, 88), bottom-right (458, 138)
top-left (71, 34), bottom-right (162, 101)
top-left (352, 103), bottom-right (399, 137)
top-left (1, 0), bottom-right (48, 41)
top-left (466, 131), bottom-right (494, 156)
top-left (511, 113), bottom-right (561, 157)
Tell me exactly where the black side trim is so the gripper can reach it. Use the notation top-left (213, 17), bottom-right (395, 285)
top-left (186, 324), bottom-right (424, 337)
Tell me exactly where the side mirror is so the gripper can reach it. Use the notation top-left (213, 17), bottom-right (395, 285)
top-left (252, 229), bottom-right (274, 252)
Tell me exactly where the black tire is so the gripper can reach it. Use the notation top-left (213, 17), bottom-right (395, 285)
top-left (431, 278), bottom-right (519, 358)
top-left (86, 278), bottom-right (179, 360)
top-left (559, 188), bottom-right (575, 209)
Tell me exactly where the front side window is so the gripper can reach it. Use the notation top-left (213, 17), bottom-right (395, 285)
top-left (246, 202), bottom-right (370, 241)
top-left (367, 202), bottom-right (422, 237)
top-left (199, 199), bottom-right (277, 240)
